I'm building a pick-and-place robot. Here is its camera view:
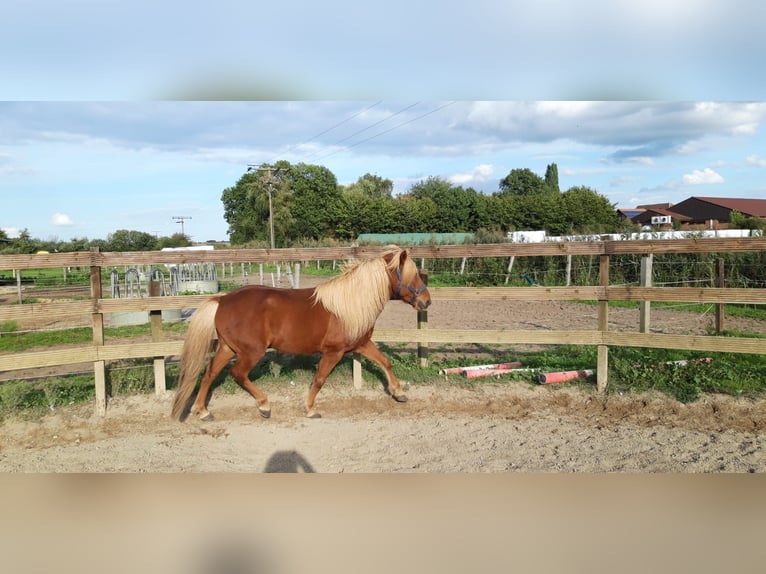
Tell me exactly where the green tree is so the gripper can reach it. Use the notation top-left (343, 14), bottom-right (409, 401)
top-left (391, 195), bottom-right (438, 233)
top-left (544, 163), bottom-right (560, 192)
top-left (106, 229), bottom-right (158, 251)
top-left (514, 194), bottom-right (566, 233)
top-left (336, 188), bottom-right (371, 239)
top-left (498, 168), bottom-right (549, 196)
top-left (60, 237), bottom-right (91, 252)
top-left (286, 163), bottom-right (343, 240)
top-left (407, 177), bottom-right (483, 232)
top-left (345, 173), bottom-right (393, 200)
top-left (373, 197), bottom-right (407, 233)
top-left (8, 229), bottom-right (39, 254)
top-left (157, 233), bottom-right (192, 249)
top-left (560, 186), bottom-right (618, 233)
top-left (221, 171), bottom-right (265, 244)
top-left (730, 210), bottom-right (766, 232)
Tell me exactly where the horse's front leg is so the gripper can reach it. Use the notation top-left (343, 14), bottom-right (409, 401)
top-left (305, 350), bottom-right (345, 419)
top-left (353, 339), bottom-right (408, 402)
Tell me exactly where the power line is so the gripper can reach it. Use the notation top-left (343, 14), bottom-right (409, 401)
top-left (301, 100), bottom-right (384, 143)
top-left (172, 216), bottom-right (192, 237)
top-left (300, 101), bottom-right (422, 162)
top-left (270, 101), bottom-right (383, 164)
top-left (312, 101), bottom-right (456, 163)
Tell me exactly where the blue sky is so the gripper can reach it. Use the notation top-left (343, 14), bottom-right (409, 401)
top-left (2, 101), bottom-right (766, 242)
top-left (2, 1), bottom-right (765, 242)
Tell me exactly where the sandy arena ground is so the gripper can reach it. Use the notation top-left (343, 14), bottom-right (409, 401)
top-left (1, 296), bottom-right (764, 473)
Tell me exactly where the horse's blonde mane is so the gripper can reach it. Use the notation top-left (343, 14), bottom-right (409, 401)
top-left (312, 245), bottom-right (418, 342)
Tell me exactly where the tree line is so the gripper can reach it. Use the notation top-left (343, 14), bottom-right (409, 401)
top-left (222, 161), bottom-right (621, 246)
top-left (0, 161), bottom-right (620, 254)
top-left (0, 229), bottom-right (192, 255)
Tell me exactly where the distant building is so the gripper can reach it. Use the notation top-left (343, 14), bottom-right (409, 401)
top-left (669, 197), bottom-right (766, 229)
top-left (617, 208), bottom-right (645, 221)
top-left (632, 207), bottom-right (690, 229)
top-left (619, 196), bottom-right (766, 230)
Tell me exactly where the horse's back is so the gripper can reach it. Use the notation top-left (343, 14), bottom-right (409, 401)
top-left (214, 285), bottom-right (337, 353)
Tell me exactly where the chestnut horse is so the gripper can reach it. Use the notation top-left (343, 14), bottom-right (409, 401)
top-left (171, 246), bottom-right (431, 421)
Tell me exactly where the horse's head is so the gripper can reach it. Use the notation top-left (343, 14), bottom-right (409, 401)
top-left (385, 247), bottom-right (432, 310)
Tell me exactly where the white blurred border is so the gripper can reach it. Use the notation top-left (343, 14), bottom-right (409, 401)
top-left (2, 1), bottom-right (764, 100)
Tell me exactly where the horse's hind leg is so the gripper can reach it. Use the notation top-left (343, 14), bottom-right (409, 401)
top-left (191, 342), bottom-right (235, 421)
top-left (354, 339), bottom-right (408, 402)
top-left (229, 350), bottom-right (272, 418)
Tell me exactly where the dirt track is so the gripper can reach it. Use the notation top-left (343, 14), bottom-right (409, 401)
top-left (0, 382), bottom-right (764, 472)
top-left (1, 297), bottom-right (765, 473)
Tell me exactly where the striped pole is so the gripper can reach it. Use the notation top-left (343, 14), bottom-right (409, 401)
top-left (463, 367), bottom-right (537, 380)
top-left (538, 369), bottom-right (595, 385)
top-left (439, 361), bottom-right (522, 375)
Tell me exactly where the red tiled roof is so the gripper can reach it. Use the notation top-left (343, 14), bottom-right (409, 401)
top-left (693, 197), bottom-right (766, 217)
top-left (634, 207), bottom-right (691, 222)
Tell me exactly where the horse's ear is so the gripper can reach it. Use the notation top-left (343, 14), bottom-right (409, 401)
top-left (382, 245), bottom-right (405, 266)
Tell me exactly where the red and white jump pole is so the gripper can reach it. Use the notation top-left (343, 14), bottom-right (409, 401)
top-left (439, 362), bottom-right (522, 375)
top-left (462, 367), bottom-right (537, 380)
top-left (538, 369), bottom-right (595, 385)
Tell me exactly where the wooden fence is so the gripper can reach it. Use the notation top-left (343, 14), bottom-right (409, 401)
top-left (2, 238), bottom-right (766, 415)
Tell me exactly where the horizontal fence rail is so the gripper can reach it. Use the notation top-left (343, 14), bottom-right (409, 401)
top-left (1, 238), bottom-right (765, 415)
top-left (3, 236), bottom-right (766, 271)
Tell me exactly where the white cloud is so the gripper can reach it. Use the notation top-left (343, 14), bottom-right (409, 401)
top-left (746, 154), bottom-right (766, 167)
top-left (51, 212), bottom-right (75, 226)
top-left (447, 163), bottom-right (494, 186)
top-left (682, 167), bottom-right (724, 185)
top-left (1, 226), bottom-right (21, 238)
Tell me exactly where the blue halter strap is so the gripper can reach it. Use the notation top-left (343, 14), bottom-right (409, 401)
top-left (395, 267), bottom-right (427, 307)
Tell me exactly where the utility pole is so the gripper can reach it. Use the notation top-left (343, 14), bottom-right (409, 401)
top-left (247, 165), bottom-right (283, 249)
top-left (172, 216), bottom-right (192, 238)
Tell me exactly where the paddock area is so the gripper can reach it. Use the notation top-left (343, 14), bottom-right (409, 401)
top-left (2, 300), bottom-right (764, 472)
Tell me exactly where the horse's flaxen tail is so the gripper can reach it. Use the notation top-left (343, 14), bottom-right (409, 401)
top-left (171, 298), bottom-right (220, 421)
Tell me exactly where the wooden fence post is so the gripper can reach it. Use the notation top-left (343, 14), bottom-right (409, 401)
top-left (504, 256), bottom-right (515, 285)
top-left (148, 279), bottom-right (166, 395)
top-left (639, 254), bottom-right (653, 333)
top-left (418, 270), bottom-right (429, 368)
top-left (89, 247), bottom-right (107, 416)
top-left (716, 258), bottom-right (725, 334)
top-left (16, 269), bottom-right (22, 304)
top-left (597, 254), bottom-right (610, 392)
top-left (352, 352), bottom-right (363, 390)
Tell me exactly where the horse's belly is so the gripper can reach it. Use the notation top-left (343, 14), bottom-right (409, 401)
top-left (267, 315), bottom-right (347, 355)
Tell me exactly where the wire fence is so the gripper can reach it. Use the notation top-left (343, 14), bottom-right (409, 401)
top-left (418, 252), bottom-right (766, 290)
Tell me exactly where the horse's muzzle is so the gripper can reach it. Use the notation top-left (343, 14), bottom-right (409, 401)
top-left (416, 298), bottom-right (432, 310)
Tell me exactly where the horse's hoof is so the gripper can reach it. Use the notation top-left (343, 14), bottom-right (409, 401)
top-left (199, 412), bottom-right (215, 422)
top-left (258, 407), bottom-right (272, 419)
top-left (393, 393), bottom-right (408, 403)
top-left (306, 410), bottom-right (322, 419)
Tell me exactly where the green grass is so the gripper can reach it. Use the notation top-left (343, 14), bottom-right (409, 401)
top-left (2, 340), bottom-right (766, 418)
top-left (608, 346), bottom-right (766, 402)
top-left (0, 321), bottom-right (188, 353)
